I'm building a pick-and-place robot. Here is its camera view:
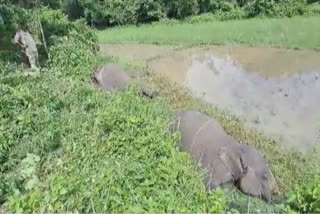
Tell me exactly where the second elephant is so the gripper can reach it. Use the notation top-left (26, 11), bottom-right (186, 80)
top-left (93, 64), bottom-right (156, 98)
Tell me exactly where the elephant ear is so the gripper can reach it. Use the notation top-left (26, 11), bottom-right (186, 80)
top-left (238, 166), bottom-right (272, 201)
top-left (237, 146), bottom-right (274, 201)
top-left (238, 167), bottom-right (263, 197)
top-left (218, 146), bottom-right (245, 181)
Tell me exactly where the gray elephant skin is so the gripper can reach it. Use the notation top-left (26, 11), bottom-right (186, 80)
top-left (93, 64), bottom-right (156, 98)
top-left (171, 111), bottom-right (277, 201)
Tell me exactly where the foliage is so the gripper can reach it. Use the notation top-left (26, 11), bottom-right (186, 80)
top-left (1, 0), bottom-right (62, 9)
top-left (136, 0), bottom-right (165, 23)
top-left (30, 9), bottom-right (97, 48)
top-left (244, 0), bottom-right (309, 17)
top-left (0, 4), bottom-right (28, 47)
top-left (5, 87), bottom-right (226, 213)
top-left (185, 8), bottom-right (247, 23)
top-left (0, 5), bottom-right (98, 204)
top-left (59, 0), bottom-right (315, 27)
top-left (1, 0), bottom-right (315, 28)
top-left (280, 173), bottom-right (320, 213)
top-left (164, 0), bottom-right (199, 18)
top-left (1, 1), bottom-right (319, 213)
top-left (0, 6), bottom-right (228, 212)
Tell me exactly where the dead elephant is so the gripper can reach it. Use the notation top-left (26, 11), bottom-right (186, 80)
top-left (171, 111), bottom-right (277, 201)
top-left (93, 64), bottom-right (156, 98)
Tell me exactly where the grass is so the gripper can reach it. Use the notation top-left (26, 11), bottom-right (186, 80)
top-left (2, 10), bottom-right (319, 212)
top-left (106, 56), bottom-right (320, 193)
top-left (102, 56), bottom-right (320, 212)
top-left (97, 16), bottom-right (320, 49)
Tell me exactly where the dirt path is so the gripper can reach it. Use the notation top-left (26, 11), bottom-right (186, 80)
top-left (100, 44), bottom-right (320, 152)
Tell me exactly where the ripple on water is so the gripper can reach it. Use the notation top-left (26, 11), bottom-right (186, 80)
top-left (186, 56), bottom-right (320, 152)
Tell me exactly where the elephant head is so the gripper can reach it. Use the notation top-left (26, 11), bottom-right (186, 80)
top-left (236, 144), bottom-right (277, 201)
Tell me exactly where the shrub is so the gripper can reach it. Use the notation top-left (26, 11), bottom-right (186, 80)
top-left (59, 0), bottom-right (313, 27)
top-left (0, 4), bottom-right (29, 43)
top-left (185, 8), bottom-right (247, 23)
top-left (244, 0), bottom-right (309, 17)
top-left (274, 0), bottom-right (309, 17)
top-left (62, 0), bottom-right (84, 20)
top-left (164, 0), bottom-right (199, 18)
top-left (1, 6), bottom-right (227, 212)
top-left (136, 0), bottom-right (165, 23)
top-left (48, 30), bottom-right (98, 77)
top-left (0, 7), bottom-right (98, 204)
top-left (2, 0), bottom-right (62, 9)
top-left (5, 87), bottom-right (227, 213)
top-left (69, 0), bottom-right (141, 27)
top-left (31, 9), bottom-right (96, 47)
top-left (281, 173), bottom-right (320, 213)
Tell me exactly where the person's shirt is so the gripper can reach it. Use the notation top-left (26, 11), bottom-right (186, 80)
top-left (14, 29), bottom-right (37, 52)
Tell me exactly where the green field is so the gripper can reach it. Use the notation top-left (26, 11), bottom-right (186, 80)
top-left (97, 16), bottom-right (320, 49)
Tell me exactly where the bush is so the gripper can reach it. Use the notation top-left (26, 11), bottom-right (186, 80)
top-left (59, 0), bottom-right (314, 27)
top-left (185, 8), bottom-right (247, 23)
top-left (2, 0), bottom-right (62, 9)
top-left (67, 0), bottom-right (141, 27)
top-left (62, 0), bottom-right (84, 20)
top-left (164, 0), bottom-right (199, 18)
top-left (5, 87), bottom-right (227, 213)
top-left (0, 4), bottom-right (29, 43)
top-left (0, 6), bottom-right (98, 204)
top-left (244, 0), bottom-right (309, 17)
top-left (136, 0), bottom-right (165, 23)
top-left (281, 173), bottom-right (320, 213)
top-left (1, 5), bottom-right (227, 212)
top-left (274, 0), bottom-right (309, 17)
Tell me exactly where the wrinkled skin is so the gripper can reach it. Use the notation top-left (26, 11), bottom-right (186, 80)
top-left (171, 111), bottom-right (277, 201)
top-left (93, 64), bottom-right (156, 98)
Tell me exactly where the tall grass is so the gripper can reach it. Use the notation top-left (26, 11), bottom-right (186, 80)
top-left (97, 16), bottom-right (320, 49)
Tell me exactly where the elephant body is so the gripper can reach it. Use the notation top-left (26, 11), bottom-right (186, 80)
top-left (172, 111), bottom-right (277, 201)
top-left (94, 64), bottom-right (156, 97)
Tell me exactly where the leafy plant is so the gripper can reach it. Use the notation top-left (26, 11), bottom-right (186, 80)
top-left (280, 173), bottom-right (320, 213)
top-left (1, 5), bottom-right (227, 212)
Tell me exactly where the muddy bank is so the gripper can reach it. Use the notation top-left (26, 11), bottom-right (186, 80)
top-left (100, 44), bottom-right (320, 152)
top-left (100, 44), bottom-right (174, 61)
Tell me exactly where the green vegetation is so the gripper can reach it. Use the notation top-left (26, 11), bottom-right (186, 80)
top-left (1, 0), bottom-right (320, 213)
top-left (281, 173), bottom-right (320, 213)
top-left (0, 7), bottom-right (227, 213)
top-left (97, 16), bottom-right (320, 49)
top-left (2, 0), bottom-right (316, 28)
top-left (61, 0), bottom-right (315, 27)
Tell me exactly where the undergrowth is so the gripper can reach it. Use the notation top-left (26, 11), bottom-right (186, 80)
top-left (1, 7), bottom-right (227, 213)
top-left (1, 5), bottom-right (319, 214)
top-left (140, 69), bottom-right (319, 194)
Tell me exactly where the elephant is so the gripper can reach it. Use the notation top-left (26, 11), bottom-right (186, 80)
top-left (171, 111), bottom-right (277, 201)
top-left (93, 64), bottom-right (156, 98)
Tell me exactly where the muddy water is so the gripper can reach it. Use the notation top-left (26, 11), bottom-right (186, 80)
top-left (187, 55), bottom-right (320, 151)
top-left (100, 44), bottom-right (320, 152)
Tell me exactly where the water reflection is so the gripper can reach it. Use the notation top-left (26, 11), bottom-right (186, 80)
top-left (186, 56), bottom-right (320, 151)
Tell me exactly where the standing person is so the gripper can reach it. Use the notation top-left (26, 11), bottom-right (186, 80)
top-left (13, 23), bottom-right (39, 70)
